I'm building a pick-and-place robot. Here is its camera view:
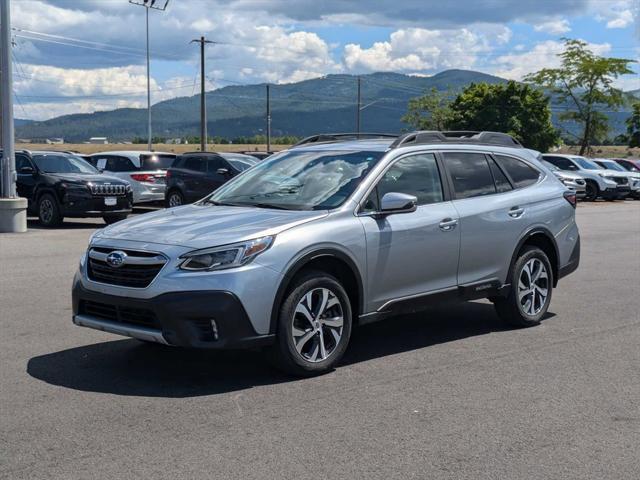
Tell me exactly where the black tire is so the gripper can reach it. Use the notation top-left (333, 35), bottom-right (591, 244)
top-left (166, 189), bottom-right (184, 208)
top-left (494, 246), bottom-right (553, 327)
top-left (584, 180), bottom-right (599, 202)
top-left (103, 214), bottom-right (128, 225)
top-left (267, 270), bottom-right (352, 376)
top-left (38, 193), bottom-right (63, 227)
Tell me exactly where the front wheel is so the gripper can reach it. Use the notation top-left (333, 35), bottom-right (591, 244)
top-left (494, 246), bottom-right (553, 327)
top-left (268, 271), bottom-right (352, 376)
top-left (103, 214), bottom-right (128, 225)
top-left (166, 190), bottom-right (184, 208)
top-left (584, 180), bottom-right (599, 202)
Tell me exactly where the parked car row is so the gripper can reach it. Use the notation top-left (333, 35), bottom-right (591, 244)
top-left (542, 154), bottom-right (640, 201)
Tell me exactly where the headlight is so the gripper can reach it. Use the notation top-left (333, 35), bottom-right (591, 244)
top-left (179, 236), bottom-right (274, 271)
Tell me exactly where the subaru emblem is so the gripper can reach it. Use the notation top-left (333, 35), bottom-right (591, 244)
top-left (106, 250), bottom-right (127, 268)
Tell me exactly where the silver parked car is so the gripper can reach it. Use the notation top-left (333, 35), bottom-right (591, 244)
top-left (593, 158), bottom-right (640, 199)
top-left (541, 159), bottom-right (587, 199)
top-left (88, 151), bottom-right (176, 205)
top-left (73, 131), bottom-right (581, 376)
top-left (542, 154), bottom-right (630, 201)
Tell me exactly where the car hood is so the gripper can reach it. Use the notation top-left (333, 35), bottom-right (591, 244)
top-left (554, 171), bottom-right (584, 181)
top-left (47, 172), bottom-right (128, 185)
top-left (96, 203), bottom-right (328, 248)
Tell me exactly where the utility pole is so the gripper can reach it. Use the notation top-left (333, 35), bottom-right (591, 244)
top-left (191, 36), bottom-right (215, 152)
top-left (0, 0), bottom-right (27, 232)
top-left (266, 84), bottom-right (271, 152)
top-left (356, 76), bottom-right (361, 136)
top-left (129, 0), bottom-right (170, 151)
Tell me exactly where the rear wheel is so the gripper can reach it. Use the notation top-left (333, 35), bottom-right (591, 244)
top-left (584, 180), bottom-right (598, 201)
top-left (166, 190), bottom-right (184, 208)
top-left (38, 193), bottom-right (63, 227)
top-left (268, 271), bottom-right (352, 376)
top-left (103, 214), bottom-right (128, 225)
top-left (494, 246), bottom-right (553, 327)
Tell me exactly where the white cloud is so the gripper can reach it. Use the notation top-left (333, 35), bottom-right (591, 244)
top-left (493, 40), bottom-right (612, 80)
top-left (343, 26), bottom-right (510, 73)
top-left (593, 0), bottom-right (637, 29)
top-left (533, 19), bottom-right (571, 35)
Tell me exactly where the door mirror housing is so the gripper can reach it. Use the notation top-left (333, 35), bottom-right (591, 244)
top-left (19, 166), bottom-right (35, 175)
top-left (379, 192), bottom-right (418, 215)
top-left (216, 167), bottom-right (230, 176)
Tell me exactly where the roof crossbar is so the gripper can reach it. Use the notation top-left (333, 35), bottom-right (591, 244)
top-left (292, 132), bottom-right (398, 148)
top-left (389, 131), bottom-right (523, 149)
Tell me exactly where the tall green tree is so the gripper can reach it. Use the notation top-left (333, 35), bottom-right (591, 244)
top-left (447, 81), bottom-right (559, 151)
top-left (402, 87), bottom-right (453, 131)
top-left (626, 102), bottom-right (640, 148)
top-left (525, 38), bottom-right (634, 155)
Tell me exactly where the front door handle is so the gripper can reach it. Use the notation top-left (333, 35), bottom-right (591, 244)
top-left (439, 218), bottom-right (458, 231)
top-left (508, 207), bottom-right (525, 218)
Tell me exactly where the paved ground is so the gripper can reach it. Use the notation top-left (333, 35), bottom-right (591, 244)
top-left (1, 202), bottom-right (639, 479)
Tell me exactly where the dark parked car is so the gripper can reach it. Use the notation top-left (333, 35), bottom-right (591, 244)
top-left (14, 150), bottom-right (133, 227)
top-left (165, 152), bottom-right (257, 207)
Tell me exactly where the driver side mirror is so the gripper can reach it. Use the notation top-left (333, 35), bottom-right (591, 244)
top-left (379, 192), bottom-right (418, 215)
top-left (19, 166), bottom-right (35, 175)
top-left (216, 167), bottom-right (230, 176)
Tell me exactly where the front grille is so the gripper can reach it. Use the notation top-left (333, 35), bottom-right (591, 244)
top-left (80, 300), bottom-right (159, 329)
top-left (612, 177), bottom-right (628, 185)
top-left (87, 248), bottom-right (166, 288)
top-left (90, 184), bottom-right (127, 196)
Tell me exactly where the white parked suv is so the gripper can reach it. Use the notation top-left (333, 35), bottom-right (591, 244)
top-left (88, 151), bottom-right (176, 204)
top-left (73, 131), bottom-right (581, 376)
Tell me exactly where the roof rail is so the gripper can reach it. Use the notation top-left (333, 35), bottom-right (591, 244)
top-left (390, 131), bottom-right (523, 149)
top-left (292, 132), bottom-right (398, 148)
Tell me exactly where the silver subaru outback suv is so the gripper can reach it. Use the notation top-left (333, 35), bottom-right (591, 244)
top-left (73, 131), bottom-right (581, 376)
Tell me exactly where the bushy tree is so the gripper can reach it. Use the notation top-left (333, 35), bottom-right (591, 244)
top-left (448, 81), bottom-right (560, 151)
top-left (525, 38), bottom-right (634, 155)
top-left (626, 102), bottom-right (640, 148)
top-left (402, 88), bottom-right (454, 130)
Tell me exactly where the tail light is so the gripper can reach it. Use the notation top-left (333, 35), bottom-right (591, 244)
top-left (563, 190), bottom-right (577, 208)
top-left (165, 169), bottom-right (172, 180)
top-left (130, 173), bottom-right (161, 183)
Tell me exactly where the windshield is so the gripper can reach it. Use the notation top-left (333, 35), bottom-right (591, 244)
top-left (228, 159), bottom-right (255, 172)
top-left (206, 150), bottom-right (384, 210)
top-left (542, 160), bottom-right (560, 171)
top-left (32, 154), bottom-right (99, 174)
top-left (596, 161), bottom-right (626, 172)
top-left (572, 157), bottom-right (602, 170)
top-left (140, 154), bottom-right (176, 170)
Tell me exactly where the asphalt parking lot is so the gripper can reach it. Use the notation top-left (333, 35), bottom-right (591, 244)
top-left (1, 201), bottom-right (639, 479)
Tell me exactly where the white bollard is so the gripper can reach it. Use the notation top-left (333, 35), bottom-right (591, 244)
top-left (0, 198), bottom-right (27, 233)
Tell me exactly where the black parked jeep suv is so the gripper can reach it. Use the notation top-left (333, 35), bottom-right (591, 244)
top-left (15, 151), bottom-right (133, 227)
top-left (165, 152), bottom-right (257, 207)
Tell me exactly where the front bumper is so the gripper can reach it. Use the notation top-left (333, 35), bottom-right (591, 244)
top-left (62, 194), bottom-right (132, 217)
top-left (72, 279), bottom-right (275, 349)
top-left (601, 186), bottom-right (630, 200)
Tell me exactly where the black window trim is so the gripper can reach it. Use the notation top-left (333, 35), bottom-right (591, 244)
top-left (489, 152), bottom-right (544, 191)
top-left (356, 150), bottom-right (451, 215)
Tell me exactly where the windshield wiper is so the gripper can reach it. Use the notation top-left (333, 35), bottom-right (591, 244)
top-left (247, 202), bottom-right (292, 210)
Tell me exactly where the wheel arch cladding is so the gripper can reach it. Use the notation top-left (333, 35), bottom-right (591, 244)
top-left (269, 250), bottom-right (364, 334)
top-left (512, 229), bottom-right (560, 287)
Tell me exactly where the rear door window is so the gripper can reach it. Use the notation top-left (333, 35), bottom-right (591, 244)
top-left (16, 153), bottom-right (34, 171)
top-left (494, 155), bottom-right (540, 188)
top-left (106, 156), bottom-right (137, 172)
top-left (442, 152), bottom-right (496, 199)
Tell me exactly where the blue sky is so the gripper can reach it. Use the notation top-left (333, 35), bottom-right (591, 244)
top-left (9, 0), bottom-right (639, 120)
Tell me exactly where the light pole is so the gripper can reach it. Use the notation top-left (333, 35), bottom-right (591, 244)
top-left (128, 0), bottom-right (170, 151)
top-left (0, 0), bottom-right (27, 232)
top-left (191, 36), bottom-right (215, 152)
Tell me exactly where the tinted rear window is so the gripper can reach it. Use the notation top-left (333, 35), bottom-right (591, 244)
top-left (140, 154), bottom-right (176, 170)
top-left (494, 155), bottom-right (540, 188)
top-left (443, 152), bottom-right (496, 199)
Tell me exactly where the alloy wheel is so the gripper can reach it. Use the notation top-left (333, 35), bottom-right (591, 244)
top-left (517, 258), bottom-right (549, 316)
top-left (291, 287), bottom-right (344, 363)
top-left (40, 198), bottom-right (54, 223)
top-left (168, 193), bottom-right (183, 207)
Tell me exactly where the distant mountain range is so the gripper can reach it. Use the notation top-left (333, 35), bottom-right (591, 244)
top-left (15, 69), bottom-right (637, 142)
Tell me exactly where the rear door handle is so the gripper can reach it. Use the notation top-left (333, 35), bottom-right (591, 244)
top-left (508, 206), bottom-right (525, 218)
top-left (439, 218), bottom-right (458, 231)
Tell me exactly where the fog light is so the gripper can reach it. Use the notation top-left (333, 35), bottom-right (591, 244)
top-left (210, 319), bottom-right (219, 340)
